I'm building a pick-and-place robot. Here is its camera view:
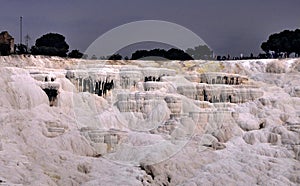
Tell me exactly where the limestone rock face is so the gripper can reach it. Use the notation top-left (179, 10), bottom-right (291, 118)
top-left (164, 95), bottom-right (182, 114)
top-left (266, 60), bottom-right (286, 73)
top-left (292, 86), bottom-right (300, 97)
top-left (0, 56), bottom-right (299, 185)
top-left (0, 67), bottom-right (49, 109)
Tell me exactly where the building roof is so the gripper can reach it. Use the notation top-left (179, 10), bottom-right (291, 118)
top-left (0, 31), bottom-right (14, 42)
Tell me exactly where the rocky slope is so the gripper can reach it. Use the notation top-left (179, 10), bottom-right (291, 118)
top-left (0, 55), bottom-right (299, 185)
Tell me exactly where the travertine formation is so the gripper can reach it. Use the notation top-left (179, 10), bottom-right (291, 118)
top-left (0, 55), bottom-right (299, 185)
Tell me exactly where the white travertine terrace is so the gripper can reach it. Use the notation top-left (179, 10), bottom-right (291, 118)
top-left (0, 55), bottom-right (299, 185)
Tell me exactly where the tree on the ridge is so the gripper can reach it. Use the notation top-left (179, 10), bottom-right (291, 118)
top-left (166, 48), bottom-right (193, 60)
top-left (186, 45), bottom-right (213, 60)
top-left (131, 49), bottom-right (149, 60)
top-left (293, 29), bottom-right (300, 56)
top-left (130, 48), bottom-right (193, 60)
top-left (261, 29), bottom-right (300, 57)
top-left (68, 49), bottom-right (83, 58)
top-left (31, 33), bottom-right (69, 57)
top-left (15, 44), bottom-right (29, 54)
top-left (108, 53), bottom-right (122, 60)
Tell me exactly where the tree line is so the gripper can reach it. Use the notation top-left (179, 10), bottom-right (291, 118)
top-left (1, 28), bottom-right (299, 60)
top-left (9, 32), bottom-right (213, 60)
top-left (261, 29), bottom-right (300, 58)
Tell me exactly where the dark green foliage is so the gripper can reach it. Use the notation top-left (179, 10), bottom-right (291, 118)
top-left (131, 48), bottom-right (193, 60)
top-left (68, 49), bottom-right (83, 58)
top-left (131, 49), bottom-right (151, 60)
top-left (15, 44), bottom-right (28, 54)
top-left (186, 45), bottom-right (213, 59)
top-left (293, 29), bottom-right (300, 55)
top-left (167, 48), bottom-right (193, 60)
top-left (261, 29), bottom-right (300, 57)
top-left (108, 53), bottom-right (122, 60)
top-left (31, 33), bottom-right (69, 57)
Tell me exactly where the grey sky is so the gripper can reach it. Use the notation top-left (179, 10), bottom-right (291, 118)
top-left (1, 0), bottom-right (299, 56)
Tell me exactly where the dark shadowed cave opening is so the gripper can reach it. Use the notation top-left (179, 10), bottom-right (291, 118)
top-left (43, 88), bottom-right (58, 106)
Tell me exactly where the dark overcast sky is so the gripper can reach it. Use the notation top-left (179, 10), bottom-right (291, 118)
top-left (1, 0), bottom-right (299, 56)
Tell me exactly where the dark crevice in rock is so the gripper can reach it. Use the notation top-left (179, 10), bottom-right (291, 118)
top-left (144, 75), bottom-right (162, 82)
top-left (95, 79), bottom-right (114, 96)
top-left (66, 76), bottom-right (114, 97)
top-left (259, 122), bottom-right (265, 129)
top-left (43, 88), bottom-right (58, 107)
top-left (140, 164), bottom-right (155, 180)
top-left (167, 175), bottom-right (171, 183)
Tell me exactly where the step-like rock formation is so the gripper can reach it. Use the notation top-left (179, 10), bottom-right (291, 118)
top-left (177, 83), bottom-right (263, 103)
top-left (80, 128), bottom-right (127, 155)
top-left (0, 56), bottom-right (299, 186)
top-left (27, 64), bottom-right (265, 152)
top-left (200, 72), bottom-right (248, 85)
top-left (31, 72), bottom-right (60, 106)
